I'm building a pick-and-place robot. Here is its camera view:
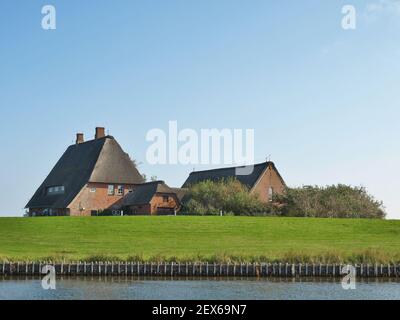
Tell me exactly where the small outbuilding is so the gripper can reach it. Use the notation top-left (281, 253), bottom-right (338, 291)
top-left (122, 181), bottom-right (186, 215)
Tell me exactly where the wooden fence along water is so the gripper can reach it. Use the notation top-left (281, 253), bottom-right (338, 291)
top-left (0, 262), bottom-right (399, 277)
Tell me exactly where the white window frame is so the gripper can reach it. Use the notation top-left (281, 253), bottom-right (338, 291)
top-left (108, 185), bottom-right (115, 195)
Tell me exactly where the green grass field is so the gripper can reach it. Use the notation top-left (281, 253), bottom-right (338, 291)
top-left (1, 216), bottom-right (400, 263)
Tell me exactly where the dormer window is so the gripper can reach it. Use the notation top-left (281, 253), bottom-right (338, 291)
top-left (47, 186), bottom-right (65, 195)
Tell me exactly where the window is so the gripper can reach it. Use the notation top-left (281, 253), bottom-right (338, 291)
top-left (163, 195), bottom-right (169, 203)
top-left (128, 187), bottom-right (133, 193)
top-left (108, 185), bottom-right (114, 195)
top-left (117, 185), bottom-right (124, 195)
top-left (90, 187), bottom-right (96, 193)
top-left (268, 187), bottom-right (274, 202)
top-left (46, 186), bottom-right (65, 195)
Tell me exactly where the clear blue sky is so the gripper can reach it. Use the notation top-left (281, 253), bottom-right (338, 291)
top-left (1, 0), bottom-right (399, 218)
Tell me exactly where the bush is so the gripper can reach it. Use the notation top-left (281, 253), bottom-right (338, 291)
top-left (181, 178), bottom-right (278, 216)
top-left (275, 184), bottom-right (385, 219)
top-left (182, 180), bottom-right (385, 219)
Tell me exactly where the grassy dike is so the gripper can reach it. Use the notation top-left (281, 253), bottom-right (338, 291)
top-left (0, 216), bottom-right (400, 263)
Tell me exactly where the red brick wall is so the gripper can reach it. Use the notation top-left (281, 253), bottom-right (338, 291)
top-left (150, 193), bottom-right (179, 215)
top-left (251, 166), bottom-right (285, 203)
top-left (68, 182), bottom-right (134, 216)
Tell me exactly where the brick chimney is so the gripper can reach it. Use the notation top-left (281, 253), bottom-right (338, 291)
top-left (95, 127), bottom-right (105, 139)
top-left (76, 133), bottom-right (84, 144)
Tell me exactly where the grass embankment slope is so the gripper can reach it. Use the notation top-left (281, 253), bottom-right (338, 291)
top-left (0, 216), bottom-right (399, 263)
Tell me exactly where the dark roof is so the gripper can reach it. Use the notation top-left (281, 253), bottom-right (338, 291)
top-left (123, 181), bottom-right (176, 206)
top-left (182, 161), bottom-right (285, 189)
top-left (26, 136), bottom-right (143, 209)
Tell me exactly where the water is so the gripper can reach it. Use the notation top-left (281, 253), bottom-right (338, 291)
top-left (0, 276), bottom-right (399, 300)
